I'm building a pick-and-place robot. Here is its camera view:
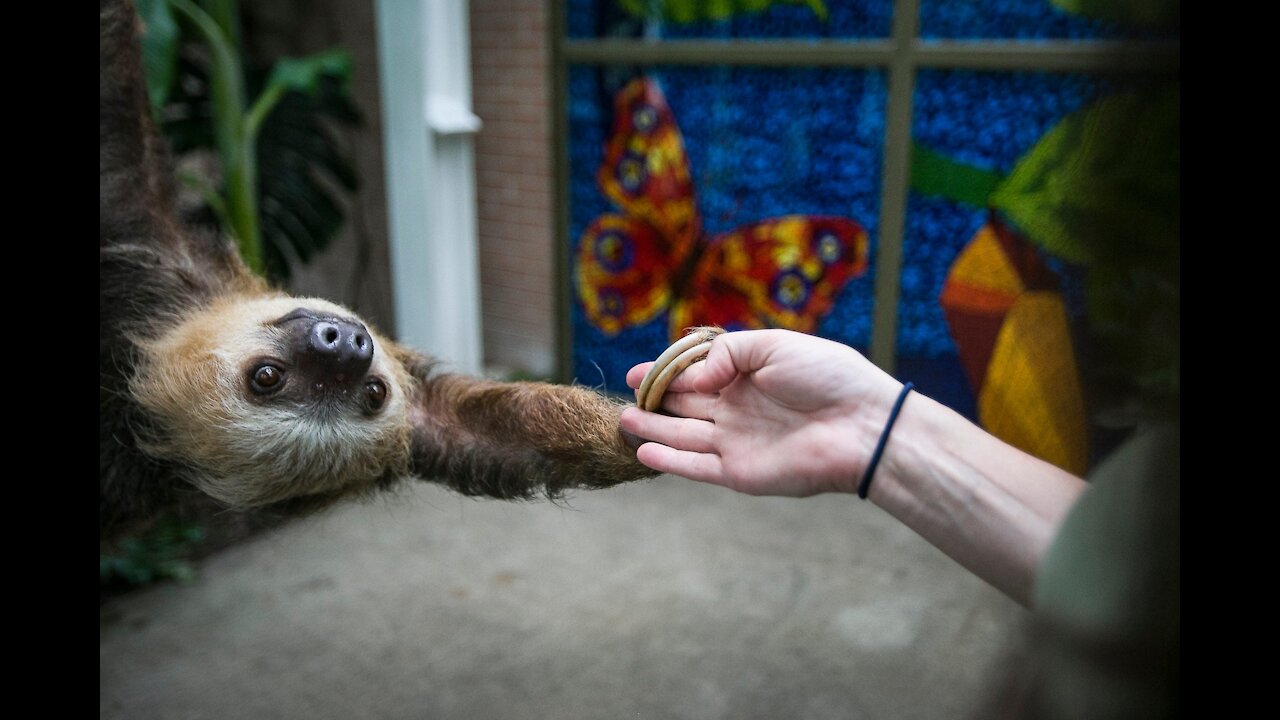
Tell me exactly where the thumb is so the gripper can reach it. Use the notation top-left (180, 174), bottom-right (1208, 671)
top-left (692, 330), bottom-right (774, 394)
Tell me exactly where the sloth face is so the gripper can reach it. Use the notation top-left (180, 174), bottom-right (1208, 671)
top-left (240, 304), bottom-right (391, 418)
top-left (131, 294), bottom-right (414, 508)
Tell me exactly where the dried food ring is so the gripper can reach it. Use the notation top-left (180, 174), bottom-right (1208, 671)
top-left (635, 327), bottom-right (724, 412)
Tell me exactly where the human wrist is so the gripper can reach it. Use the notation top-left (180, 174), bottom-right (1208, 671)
top-left (856, 382), bottom-right (915, 499)
top-left (865, 390), bottom-right (971, 507)
top-left (870, 392), bottom-right (967, 499)
top-left (821, 378), bottom-right (911, 495)
top-left (859, 391), bottom-right (1084, 604)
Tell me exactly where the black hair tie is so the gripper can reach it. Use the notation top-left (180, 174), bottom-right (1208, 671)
top-left (857, 382), bottom-right (914, 500)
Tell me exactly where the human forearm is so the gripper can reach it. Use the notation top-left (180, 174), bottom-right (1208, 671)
top-left (866, 391), bottom-right (1087, 606)
top-left (622, 328), bottom-right (1088, 606)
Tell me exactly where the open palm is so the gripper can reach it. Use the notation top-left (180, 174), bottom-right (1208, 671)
top-left (621, 330), bottom-right (904, 496)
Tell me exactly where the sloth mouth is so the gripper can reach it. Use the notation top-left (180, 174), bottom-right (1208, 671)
top-left (311, 376), bottom-right (358, 391)
top-left (304, 386), bottom-right (365, 416)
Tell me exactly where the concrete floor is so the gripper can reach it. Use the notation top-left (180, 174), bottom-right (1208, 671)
top-left (100, 475), bottom-right (1026, 720)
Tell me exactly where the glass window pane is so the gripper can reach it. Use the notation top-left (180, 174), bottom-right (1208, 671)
top-left (569, 65), bottom-right (886, 391)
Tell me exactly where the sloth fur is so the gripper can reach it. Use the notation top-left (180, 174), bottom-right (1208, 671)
top-left (99, 0), bottom-right (655, 542)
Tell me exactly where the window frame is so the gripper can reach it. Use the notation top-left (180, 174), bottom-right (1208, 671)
top-left (549, 0), bottom-right (1179, 379)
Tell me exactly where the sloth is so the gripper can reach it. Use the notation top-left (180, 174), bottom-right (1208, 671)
top-left (99, 0), bottom-right (655, 542)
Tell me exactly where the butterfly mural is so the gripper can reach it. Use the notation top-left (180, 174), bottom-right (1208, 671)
top-left (575, 76), bottom-right (870, 341)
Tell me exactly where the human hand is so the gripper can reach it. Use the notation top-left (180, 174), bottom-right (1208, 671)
top-left (620, 329), bottom-right (904, 497)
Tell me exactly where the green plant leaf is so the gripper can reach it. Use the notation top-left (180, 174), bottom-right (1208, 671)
top-left (138, 0), bottom-right (181, 111)
top-left (990, 84), bottom-right (1180, 265)
top-left (100, 517), bottom-right (206, 589)
top-left (151, 40), bottom-right (360, 283)
top-left (254, 71), bottom-right (361, 281)
top-left (157, 57), bottom-right (216, 153)
top-left (1082, 256), bottom-right (1179, 419)
top-left (266, 49), bottom-right (353, 97)
top-left (993, 82), bottom-right (1181, 422)
top-left (1050, 0), bottom-right (1179, 29)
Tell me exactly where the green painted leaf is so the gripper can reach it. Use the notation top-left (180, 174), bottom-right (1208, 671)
top-left (138, 0), bottom-right (181, 111)
top-left (909, 143), bottom-right (1003, 208)
top-left (1050, 0), bottom-right (1179, 29)
top-left (990, 84), bottom-right (1179, 265)
top-left (617, 0), bottom-right (827, 24)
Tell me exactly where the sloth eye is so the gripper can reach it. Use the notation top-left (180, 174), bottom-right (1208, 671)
top-left (365, 379), bottom-right (388, 413)
top-left (250, 365), bottom-right (285, 394)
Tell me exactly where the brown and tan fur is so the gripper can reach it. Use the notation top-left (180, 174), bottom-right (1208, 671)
top-left (99, 0), bottom-right (655, 542)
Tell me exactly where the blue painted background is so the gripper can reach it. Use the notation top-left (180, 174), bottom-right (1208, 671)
top-left (568, 0), bottom-right (1165, 39)
top-left (563, 1), bottom-right (1164, 417)
top-left (568, 0), bottom-right (893, 39)
top-left (569, 65), bottom-right (886, 391)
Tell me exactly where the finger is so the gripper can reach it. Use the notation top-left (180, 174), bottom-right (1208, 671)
top-left (626, 362), bottom-right (656, 390)
top-left (619, 407), bottom-right (717, 454)
top-left (690, 335), bottom-right (742, 394)
top-left (635, 442), bottom-right (725, 485)
top-left (692, 330), bottom-right (789, 394)
top-left (660, 390), bottom-right (717, 421)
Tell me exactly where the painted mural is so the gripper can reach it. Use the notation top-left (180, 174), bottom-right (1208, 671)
top-left (569, 64), bottom-right (885, 391)
top-left (567, 0), bottom-right (1178, 475)
top-left (575, 76), bottom-right (870, 342)
top-left (903, 74), bottom-right (1177, 474)
top-left (568, 0), bottom-right (893, 38)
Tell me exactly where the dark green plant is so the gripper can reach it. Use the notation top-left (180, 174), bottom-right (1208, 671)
top-left (990, 84), bottom-right (1179, 423)
top-left (138, 0), bottom-right (360, 280)
top-left (1050, 0), bottom-right (1179, 29)
top-left (100, 516), bottom-right (206, 588)
top-left (908, 80), bottom-right (1179, 426)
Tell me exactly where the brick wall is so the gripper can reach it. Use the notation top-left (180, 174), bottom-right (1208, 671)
top-left (470, 0), bottom-right (557, 377)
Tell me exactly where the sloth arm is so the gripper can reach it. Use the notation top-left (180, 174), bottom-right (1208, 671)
top-left (405, 363), bottom-right (657, 499)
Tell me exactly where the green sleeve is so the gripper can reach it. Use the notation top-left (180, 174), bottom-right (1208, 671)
top-left (1030, 422), bottom-right (1180, 719)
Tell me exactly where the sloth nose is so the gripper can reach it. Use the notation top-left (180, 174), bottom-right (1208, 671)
top-left (306, 319), bottom-right (374, 378)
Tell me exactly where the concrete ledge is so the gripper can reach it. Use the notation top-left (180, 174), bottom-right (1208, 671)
top-left (100, 475), bottom-right (1023, 719)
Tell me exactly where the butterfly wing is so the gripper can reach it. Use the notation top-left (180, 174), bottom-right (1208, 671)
top-left (670, 216), bottom-right (869, 338)
top-left (576, 214), bottom-right (678, 336)
top-left (597, 77), bottom-right (700, 258)
top-left (578, 76), bottom-right (700, 337)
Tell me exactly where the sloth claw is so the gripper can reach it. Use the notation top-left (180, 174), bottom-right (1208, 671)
top-left (636, 326), bottom-right (724, 412)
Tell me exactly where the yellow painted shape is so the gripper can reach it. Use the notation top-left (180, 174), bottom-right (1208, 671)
top-left (950, 224), bottom-right (1025, 296)
top-left (978, 291), bottom-right (1088, 476)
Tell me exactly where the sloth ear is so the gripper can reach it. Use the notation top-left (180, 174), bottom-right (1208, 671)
top-left (100, 0), bottom-right (178, 236)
